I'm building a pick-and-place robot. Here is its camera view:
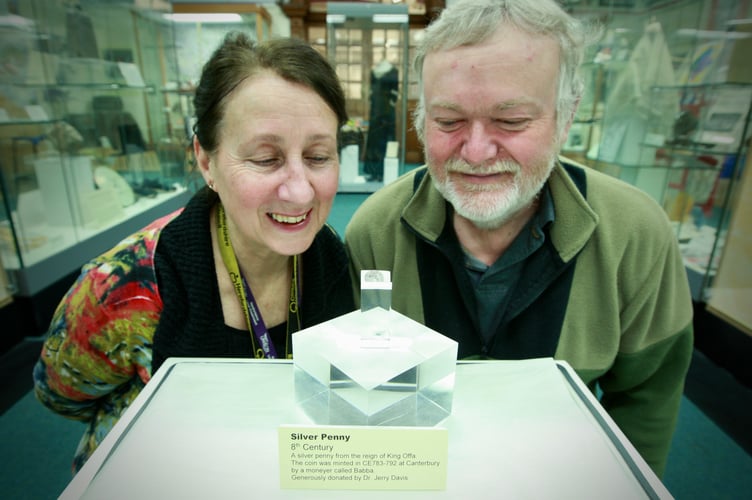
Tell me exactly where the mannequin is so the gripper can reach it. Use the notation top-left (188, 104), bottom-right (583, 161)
top-left (363, 59), bottom-right (399, 182)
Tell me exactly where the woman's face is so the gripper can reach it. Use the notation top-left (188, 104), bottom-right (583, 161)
top-left (197, 71), bottom-right (340, 258)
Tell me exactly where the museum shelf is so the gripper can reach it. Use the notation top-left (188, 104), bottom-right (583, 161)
top-left (0, 0), bottom-right (192, 298)
top-left (1, 185), bottom-right (190, 296)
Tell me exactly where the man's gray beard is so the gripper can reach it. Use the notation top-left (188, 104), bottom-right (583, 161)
top-left (430, 158), bottom-right (554, 230)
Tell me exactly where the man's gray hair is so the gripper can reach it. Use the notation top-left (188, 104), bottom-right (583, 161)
top-left (413, 0), bottom-right (599, 142)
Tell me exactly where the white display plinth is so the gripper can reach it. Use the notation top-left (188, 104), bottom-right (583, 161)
top-left (340, 144), bottom-right (361, 184)
top-left (33, 155), bottom-right (94, 227)
top-left (59, 359), bottom-right (671, 499)
top-left (293, 307), bottom-right (458, 427)
top-left (383, 158), bottom-right (399, 185)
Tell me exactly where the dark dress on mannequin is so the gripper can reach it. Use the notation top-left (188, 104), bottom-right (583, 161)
top-left (363, 61), bottom-right (398, 182)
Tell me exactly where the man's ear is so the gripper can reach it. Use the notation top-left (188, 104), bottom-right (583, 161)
top-left (559, 97), bottom-right (581, 146)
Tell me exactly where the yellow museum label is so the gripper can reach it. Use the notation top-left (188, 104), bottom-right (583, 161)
top-left (278, 425), bottom-right (448, 490)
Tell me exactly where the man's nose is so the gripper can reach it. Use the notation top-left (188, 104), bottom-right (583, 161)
top-left (461, 122), bottom-right (499, 164)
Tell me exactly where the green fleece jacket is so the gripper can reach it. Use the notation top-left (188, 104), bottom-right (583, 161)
top-left (345, 158), bottom-right (693, 477)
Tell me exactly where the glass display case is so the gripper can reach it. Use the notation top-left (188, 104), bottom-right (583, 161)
top-left (0, 0), bottom-right (193, 297)
top-left (562, 0), bottom-right (752, 302)
top-left (0, 176), bottom-right (14, 307)
top-left (326, 2), bottom-right (410, 192)
top-left (161, 2), bottom-right (274, 149)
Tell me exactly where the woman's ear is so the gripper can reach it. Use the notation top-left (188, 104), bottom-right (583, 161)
top-left (194, 135), bottom-right (214, 190)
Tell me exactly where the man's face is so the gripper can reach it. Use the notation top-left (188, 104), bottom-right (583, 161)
top-left (422, 26), bottom-right (565, 228)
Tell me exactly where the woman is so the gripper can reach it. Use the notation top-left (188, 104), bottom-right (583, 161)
top-left (33, 33), bottom-right (355, 472)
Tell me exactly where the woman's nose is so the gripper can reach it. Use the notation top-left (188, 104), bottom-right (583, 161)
top-left (461, 122), bottom-right (499, 164)
top-left (277, 160), bottom-right (314, 203)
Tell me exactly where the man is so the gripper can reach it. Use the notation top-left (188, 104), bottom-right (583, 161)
top-left (345, 0), bottom-right (693, 478)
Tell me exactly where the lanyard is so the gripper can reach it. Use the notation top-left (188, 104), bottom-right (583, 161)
top-left (216, 204), bottom-right (300, 359)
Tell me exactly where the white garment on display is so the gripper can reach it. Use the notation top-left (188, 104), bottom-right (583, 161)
top-left (596, 21), bottom-right (679, 165)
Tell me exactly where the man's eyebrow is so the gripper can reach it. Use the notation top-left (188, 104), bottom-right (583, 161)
top-left (428, 98), bottom-right (540, 115)
top-left (496, 98), bottom-right (539, 109)
top-left (428, 101), bottom-right (462, 113)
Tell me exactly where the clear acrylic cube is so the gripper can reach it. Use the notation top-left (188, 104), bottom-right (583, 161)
top-left (293, 307), bottom-right (458, 427)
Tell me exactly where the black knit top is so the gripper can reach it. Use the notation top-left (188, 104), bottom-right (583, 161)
top-left (151, 188), bottom-right (355, 373)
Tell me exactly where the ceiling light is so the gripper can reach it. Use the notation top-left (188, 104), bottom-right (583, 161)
top-left (163, 13), bottom-right (243, 23)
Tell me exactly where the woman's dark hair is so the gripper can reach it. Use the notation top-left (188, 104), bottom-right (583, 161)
top-left (193, 32), bottom-right (348, 153)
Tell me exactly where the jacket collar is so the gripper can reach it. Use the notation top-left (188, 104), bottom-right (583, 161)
top-left (401, 157), bottom-right (599, 263)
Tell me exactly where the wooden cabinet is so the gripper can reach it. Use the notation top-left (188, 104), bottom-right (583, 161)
top-left (707, 148), bottom-right (752, 335)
